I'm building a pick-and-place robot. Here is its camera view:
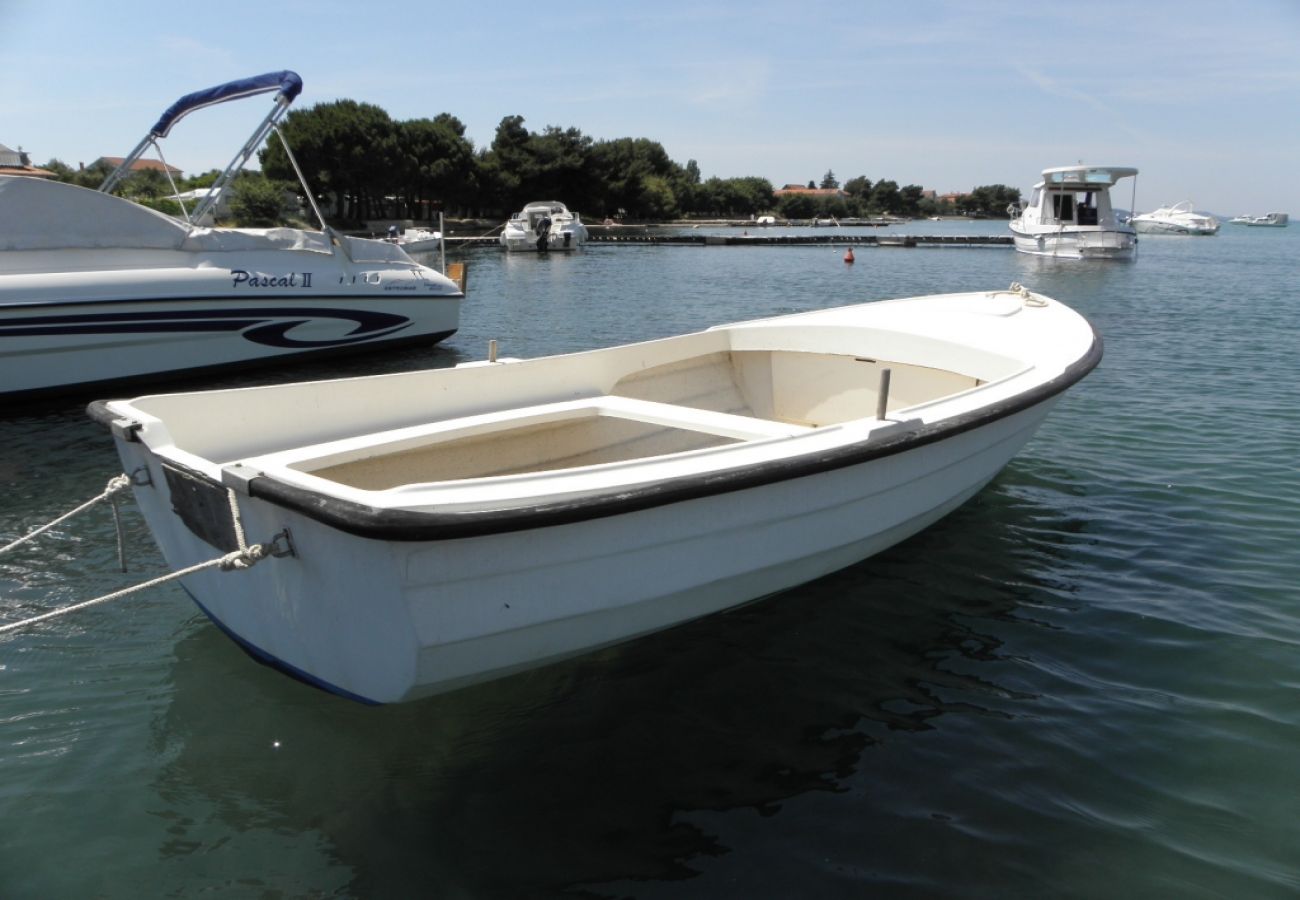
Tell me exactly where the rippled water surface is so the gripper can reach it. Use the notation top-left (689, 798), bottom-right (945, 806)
top-left (2, 222), bottom-right (1298, 898)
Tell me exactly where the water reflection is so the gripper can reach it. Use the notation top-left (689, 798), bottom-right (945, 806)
top-left (153, 470), bottom-right (1087, 896)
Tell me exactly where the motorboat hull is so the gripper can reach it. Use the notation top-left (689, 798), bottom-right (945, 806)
top-left (1, 247), bottom-right (461, 401)
top-left (499, 226), bottom-right (586, 252)
top-left (2, 292), bottom-right (460, 401)
top-left (93, 288), bottom-right (1101, 703)
top-left (1131, 220), bottom-right (1218, 235)
top-left (1010, 226), bottom-right (1137, 259)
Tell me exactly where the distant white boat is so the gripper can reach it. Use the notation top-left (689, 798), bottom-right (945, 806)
top-left (93, 286), bottom-right (1100, 703)
top-left (385, 225), bottom-right (444, 254)
top-left (1131, 201), bottom-right (1219, 235)
top-left (500, 201), bottom-right (588, 252)
top-left (1009, 165), bottom-right (1139, 260)
top-left (1230, 212), bottom-right (1288, 227)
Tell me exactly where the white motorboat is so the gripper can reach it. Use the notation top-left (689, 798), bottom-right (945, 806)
top-left (1131, 201), bottom-right (1219, 235)
top-left (1009, 165), bottom-right (1139, 259)
top-left (91, 284), bottom-right (1100, 704)
top-left (0, 71), bottom-right (462, 402)
top-left (1230, 212), bottom-right (1288, 227)
top-left (384, 225), bottom-right (444, 254)
top-left (499, 201), bottom-right (588, 252)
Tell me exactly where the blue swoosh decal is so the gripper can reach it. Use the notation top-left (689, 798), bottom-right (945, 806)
top-left (0, 306), bottom-right (413, 349)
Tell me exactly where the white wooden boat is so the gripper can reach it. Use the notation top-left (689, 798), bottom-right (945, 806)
top-left (1010, 165), bottom-right (1139, 259)
top-left (91, 285), bottom-right (1101, 704)
top-left (499, 201), bottom-right (588, 252)
top-left (0, 71), bottom-right (462, 402)
top-left (1131, 201), bottom-right (1219, 235)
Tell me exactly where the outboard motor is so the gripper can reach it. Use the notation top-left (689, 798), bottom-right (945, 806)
top-left (534, 215), bottom-right (552, 252)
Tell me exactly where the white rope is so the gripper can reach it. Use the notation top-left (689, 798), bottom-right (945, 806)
top-left (1003, 283), bottom-right (1048, 308)
top-left (227, 486), bottom-right (249, 552)
top-left (0, 543), bottom-right (273, 635)
top-left (1, 474), bottom-right (286, 635)
top-left (1, 475), bottom-right (132, 556)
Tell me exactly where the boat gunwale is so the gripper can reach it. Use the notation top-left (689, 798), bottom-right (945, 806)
top-left (89, 326), bottom-right (1102, 541)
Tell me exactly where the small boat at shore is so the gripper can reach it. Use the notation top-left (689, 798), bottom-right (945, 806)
top-left (385, 225), bottom-right (444, 254)
top-left (1010, 165), bottom-right (1139, 259)
top-left (499, 201), bottom-right (588, 252)
top-left (91, 285), bottom-right (1100, 704)
top-left (0, 71), bottom-right (462, 403)
top-left (1230, 212), bottom-right (1288, 227)
top-left (1131, 201), bottom-right (1219, 235)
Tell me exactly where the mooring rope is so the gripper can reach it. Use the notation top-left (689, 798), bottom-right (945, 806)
top-left (0, 544), bottom-right (274, 635)
top-left (1, 477), bottom-right (282, 635)
top-left (0, 475), bottom-right (132, 556)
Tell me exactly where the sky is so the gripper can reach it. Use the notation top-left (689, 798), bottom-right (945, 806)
top-left (3, 0), bottom-right (1298, 216)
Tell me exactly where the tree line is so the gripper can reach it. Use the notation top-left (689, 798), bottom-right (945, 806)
top-left (38, 101), bottom-right (1019, 224)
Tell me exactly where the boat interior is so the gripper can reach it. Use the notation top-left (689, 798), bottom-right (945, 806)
top-left (127, 323), bottom-right (1026, 493)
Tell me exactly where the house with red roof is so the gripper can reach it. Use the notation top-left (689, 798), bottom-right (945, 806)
top-left (0, 143), bottom-right (55, 178)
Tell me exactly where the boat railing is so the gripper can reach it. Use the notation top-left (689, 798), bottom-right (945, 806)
top-left (94, 71), bottom-right (355, 257)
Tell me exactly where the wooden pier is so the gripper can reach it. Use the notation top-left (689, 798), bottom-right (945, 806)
top-left (446, 233), bottom-right (1011, 249)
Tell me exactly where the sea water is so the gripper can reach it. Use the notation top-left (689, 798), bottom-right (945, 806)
top-left (1, 221), bottom-right (1297, 898)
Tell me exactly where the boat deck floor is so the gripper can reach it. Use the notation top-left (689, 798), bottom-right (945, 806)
top-left (235, 395), bottom-right (817, 490)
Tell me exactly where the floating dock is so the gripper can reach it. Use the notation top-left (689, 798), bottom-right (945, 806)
top-left (445, 233), bottom-right (1011, 248)
top-left (590, 233), bottom-right (1011, 247)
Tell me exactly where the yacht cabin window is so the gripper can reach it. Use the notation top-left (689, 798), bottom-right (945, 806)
top-left (1052, 193), bottom-right (1075, 222)
top-left (1076, 191), bottom-right (1099, 226)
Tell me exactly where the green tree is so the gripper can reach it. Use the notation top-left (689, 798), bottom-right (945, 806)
top-left (531, 125), bottom-right (596, 210)
top-left (818, 194), bottom-right (849, 219)
top-left (843, 175), bottom-right (872, 200)
top-left (962, 184), bottom-right (1021, 217)
top-left (261, 99), bottom-right (396, 222)
top-left (869, 179), bottom-right (901, 215)
top-left (820, 169), bottom-right (839, 189)
top-left (397, 115), bottom-right (478, 217)
top-left (776, 192), bottom-right (817, 219)
top-left (588, 136), bottom-right (681, 218)
top-left (898, 184), bottom-right (926, 216)
top-left (229, 172), bottom-right (292, 226)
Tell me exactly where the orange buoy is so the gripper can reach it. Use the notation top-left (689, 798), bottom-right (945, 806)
top-left (844, 247), bottom-right (855, 263)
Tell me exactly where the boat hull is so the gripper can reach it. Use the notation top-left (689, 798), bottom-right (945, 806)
top-left (499, 227), bottom-right (586, 252)
top-left (1010, 226), bottom-right (1137, 259)
top-left (1, 263), bottom-right (461, 401)
top-left (110, 395), bottom-right (1056, 704)
top-left (1131, 220), bottom-right (1218, 235)
top-left (95, 288), bottom-right (1100, 704)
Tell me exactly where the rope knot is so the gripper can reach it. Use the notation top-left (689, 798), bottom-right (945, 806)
top-left (219, 543), bottom-right (270, 571)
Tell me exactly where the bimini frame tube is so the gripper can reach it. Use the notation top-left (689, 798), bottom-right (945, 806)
top-left (98, 71), bottom-right (303, 226)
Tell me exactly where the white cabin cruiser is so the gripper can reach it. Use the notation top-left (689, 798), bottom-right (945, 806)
top-left (0, 71), bottom-right (462, 402)
top-left (1131, 201), bottom-right (1219, 235)
top-left (91, 285), bottom-right (1100, 704)
top-left (1230, 212), bottom-right (1288, 227)
top-left (1009, 165), bottom-right (1139, 259)
top-left (499, 201), bottom-right (588, 252)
